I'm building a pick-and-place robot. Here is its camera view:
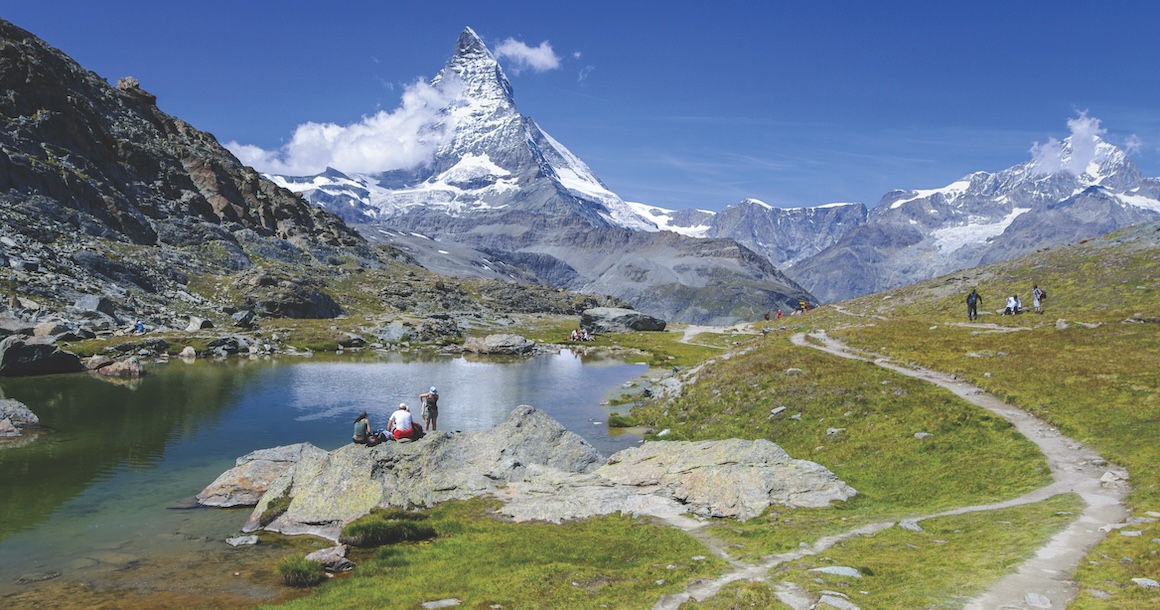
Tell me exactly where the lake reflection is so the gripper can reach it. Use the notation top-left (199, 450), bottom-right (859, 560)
top-left (0, 349), bottom-right (646, 606)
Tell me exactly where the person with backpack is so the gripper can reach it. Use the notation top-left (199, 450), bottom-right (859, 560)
top-left (1032, 284), bottom-right (1046, 314)
top-left (419, 386), bottom-right (439, 432)
top-left (966, 288), bottom-right (982, 321)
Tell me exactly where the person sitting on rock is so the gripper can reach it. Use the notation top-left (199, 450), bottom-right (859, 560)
top-left (352, 411), bottom-right (371, 444)
top-left (388, 402), bottom-right (421, 440)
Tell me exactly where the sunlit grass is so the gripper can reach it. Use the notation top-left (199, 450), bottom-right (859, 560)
top-left (262, 497), bottom-right (729, 610)
top-left (773, 494), bottom-right (1084, 609)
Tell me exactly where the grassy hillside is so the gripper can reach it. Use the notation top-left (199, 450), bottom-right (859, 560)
top-left (639, 221), bottom-right (1158, 608)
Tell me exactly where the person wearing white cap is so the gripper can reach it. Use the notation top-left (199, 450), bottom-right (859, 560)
top-left (419, 386), bottom-right (439, 431)
top-left (387, 402), bottom-right (418, 440)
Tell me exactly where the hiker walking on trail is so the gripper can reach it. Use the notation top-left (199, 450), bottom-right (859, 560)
top-left (419, 386), bottom-right (439, 432)
top-left (966, 288), bottom-right (982, 321)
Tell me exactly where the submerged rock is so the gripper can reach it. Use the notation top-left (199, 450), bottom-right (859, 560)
top-left (1, 398), bottom-right (40, 438)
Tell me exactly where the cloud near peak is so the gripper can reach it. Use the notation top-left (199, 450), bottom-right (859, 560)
top-left (227, 77), bottom-right (463, 176)
top-left (1029, 111), bottom-right (1106, 176)
top-left (493, 38), bottom-right (561, 73)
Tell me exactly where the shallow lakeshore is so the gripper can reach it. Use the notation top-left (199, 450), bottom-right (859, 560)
top-left (0, 349), bottom-right (649, 609)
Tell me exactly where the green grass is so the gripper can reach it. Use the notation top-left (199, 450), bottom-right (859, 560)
top-left (338, 509), bottom-right (436, 547)
top-left (276, 556), bottom-right (327, 587)
top-left (773, 494), bottom-right (1085, 609)
top-left (632, 335), bottom-right (1052, 521)
top-left (261, 497), bottom-right (729, 609)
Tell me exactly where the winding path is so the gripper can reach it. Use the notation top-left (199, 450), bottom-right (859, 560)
top-left (652, 330), bottom-right (1129, 610)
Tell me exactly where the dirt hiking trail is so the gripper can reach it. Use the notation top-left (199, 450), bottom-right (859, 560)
top-left (652, 329), bottom-right (1130, 610)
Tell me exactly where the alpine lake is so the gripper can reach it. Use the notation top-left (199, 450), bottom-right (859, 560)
top-left (0, 348), bottom-right (649, 609)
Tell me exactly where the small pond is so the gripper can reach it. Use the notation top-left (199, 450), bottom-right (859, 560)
top-left (0, 349), bottom-right (647, 608)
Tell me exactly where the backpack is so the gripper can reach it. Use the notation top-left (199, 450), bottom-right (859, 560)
top-left (1040, 290), bottom-right (1047, 301)
top-left (967, 292), bottom-right (977, 305)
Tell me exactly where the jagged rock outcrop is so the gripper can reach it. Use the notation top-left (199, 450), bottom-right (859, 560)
top-left (0, 19), bottom-right (380, 326)
top-left (204, 407), bottom-right (855, 541)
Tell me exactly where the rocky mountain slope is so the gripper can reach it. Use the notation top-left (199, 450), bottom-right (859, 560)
top-left (270, 28), bottom-right (814, 324)
top-left (0, 18), bottom-right (391, 328)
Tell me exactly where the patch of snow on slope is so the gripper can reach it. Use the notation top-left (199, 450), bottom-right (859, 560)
top-left (1119, 192), bottom-right (1160, 213)
top-left (625, 202), bottom-right (712, 238)
top-left (436, 153), bottom-right (511, 183)
top-left (890, 178), bottom-right (975, 209)
top-left (930, 208), bottom-right (1031, 253)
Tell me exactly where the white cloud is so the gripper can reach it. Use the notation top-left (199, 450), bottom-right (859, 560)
top-left (1029, 111), bottom-right (1106, 176)
top-left (577, 65), bottom-right (595, 84)
top-left (1125, 134), bottom-right (1143, 154)
top-left (227, 77), bottom-right (463, 176)
top-left (493, 38), bottom-right (561, 73)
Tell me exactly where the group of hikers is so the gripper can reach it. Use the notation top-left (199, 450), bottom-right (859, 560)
top-left (351, 386), bottom-right (440, 446)
top-left (966, 283), bottom-right (1047, 321)
top-left (569, 328), bottom-right (594, 341)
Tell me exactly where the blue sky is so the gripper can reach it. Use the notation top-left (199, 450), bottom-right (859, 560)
top-left (6, 1), bottom-right (1160, 211)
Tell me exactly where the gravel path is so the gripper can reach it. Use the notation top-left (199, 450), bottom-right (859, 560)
top-left (651, 330), bottom-right (1130, 609)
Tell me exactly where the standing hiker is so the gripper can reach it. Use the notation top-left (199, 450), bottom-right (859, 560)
top-left (966, 288), bottom-right (982, 321)
top-left (419, 386), bottom-right (439, 432)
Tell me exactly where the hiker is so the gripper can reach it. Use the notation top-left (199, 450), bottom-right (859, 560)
top-left (966, 289), bottom-right (982, 321)
top-left (776, 310), bottom-right (783, 320)
top-left (352, 411), bottom-right (371, 444)
top-left (1032, 284), bottom-right (1045, 314)
top-left (419, 386), bottom-right (439, 432)
top-left (388, 402), bottom-right (420, 440)
top-left (763, 311), bottom-right (771, 321)
top-left (134, 319), bottom-right (145, 334)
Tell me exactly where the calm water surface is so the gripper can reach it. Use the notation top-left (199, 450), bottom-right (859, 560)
top-left (0, 349), bottom-right (646, 608)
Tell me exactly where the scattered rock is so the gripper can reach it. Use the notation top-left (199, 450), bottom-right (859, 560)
top-left (817, 594), bottom-right (861, 610)
top-left (461, 334), bottom-right (534, 355)
top-left (899, 519), bottom-right (924, 532)
top-left (1025, 592), bottom-right (1052, 608)
top-left (225, 535), bottom-right (258, 547)
top-left (580, 307), bottom-right (666, 333)
top-left (186, 317), bottom-right (214, 332)
top-left (420, 599), bottom-right (462, 609)
top-left (1132, 578), bottom-right (1159, 589)
top-left (0, 398), bottom-right (40, 437)
top-left (95, 355), bottom-right (145, 378)
top-left (305, 544), bottom-right (355, 572)
top-left (810, 566), bottom-right (862, 578)
top-left (914, 432), bottom-right (933, 439)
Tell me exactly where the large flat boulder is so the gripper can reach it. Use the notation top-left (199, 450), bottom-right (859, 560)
top-left (0, 334), bottom-right (84, 377)
top-left (581, 307), bottom-right (666, 334)
top-left (210, 407), bottom-right (855, 541)
top-left (461, 334), bottom-right (535, 355)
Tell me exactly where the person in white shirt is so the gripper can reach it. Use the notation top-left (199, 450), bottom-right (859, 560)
top-left (388, 402), bottom-right (417, 440)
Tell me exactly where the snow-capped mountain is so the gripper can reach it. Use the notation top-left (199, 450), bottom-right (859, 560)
top-left (627, 199), bottom-right (867, 268)
top-left (789, 136), bottom-right (1160, 303)
top-left (271, 28), bottom-right (813, 323)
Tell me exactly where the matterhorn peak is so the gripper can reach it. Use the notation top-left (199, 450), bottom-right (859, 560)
top-left (432, 26), bottom-right (514, 110)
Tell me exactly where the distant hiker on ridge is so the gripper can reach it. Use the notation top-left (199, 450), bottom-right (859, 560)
top-left (966, 288), bottom-right (982, 321)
